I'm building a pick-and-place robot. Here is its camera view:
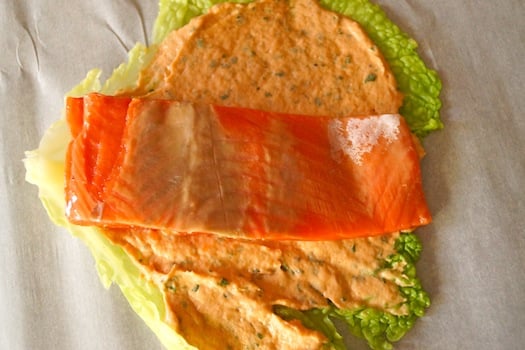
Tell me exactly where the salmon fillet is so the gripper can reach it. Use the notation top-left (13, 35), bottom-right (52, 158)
top-left (65, 93), bottom-right (431, 240)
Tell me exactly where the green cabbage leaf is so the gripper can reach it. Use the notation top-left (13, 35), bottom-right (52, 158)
top-left (25, 0), bottom-right (440, 349)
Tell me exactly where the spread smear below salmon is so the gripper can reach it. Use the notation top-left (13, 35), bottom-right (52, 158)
top-left (65, 93), bottom-right (431, 241)
top-left (104, 228), bottom-right (406, 349)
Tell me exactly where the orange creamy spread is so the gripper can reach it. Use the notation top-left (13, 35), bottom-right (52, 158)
top-left (104, 229), bottom-right (407, 349)
top-left (123, 0), bottom-right (402, 118)
top-left (96, 0), bottom-right (411, 348)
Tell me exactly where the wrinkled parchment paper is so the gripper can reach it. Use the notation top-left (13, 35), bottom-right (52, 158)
top-left (1, 0), bottom-right (524, 349)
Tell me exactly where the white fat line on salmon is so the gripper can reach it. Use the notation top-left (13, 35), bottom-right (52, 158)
top-left (328, 114), bottom-right (400, 165)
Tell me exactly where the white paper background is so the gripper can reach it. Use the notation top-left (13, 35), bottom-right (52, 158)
top-left (1, 0), bottom-right (524, 349)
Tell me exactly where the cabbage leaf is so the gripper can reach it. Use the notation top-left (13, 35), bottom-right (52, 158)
top-left (25, 0), bottom-right (440, 348)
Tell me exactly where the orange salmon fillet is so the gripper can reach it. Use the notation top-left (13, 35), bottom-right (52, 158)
top-left (65, 93), bottom-right (431, 240)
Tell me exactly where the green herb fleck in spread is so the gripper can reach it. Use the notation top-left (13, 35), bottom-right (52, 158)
top-left (365, 73), bottom-right (377, 82)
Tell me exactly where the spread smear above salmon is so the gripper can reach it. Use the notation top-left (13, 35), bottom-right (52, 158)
top-left (123, 0), bottom-right (403, 118)
top-left (65, 93), bottom-right (430, 241)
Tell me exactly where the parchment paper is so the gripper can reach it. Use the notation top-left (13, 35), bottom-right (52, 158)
top-left (1, 0), bottom-right (524, 349)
